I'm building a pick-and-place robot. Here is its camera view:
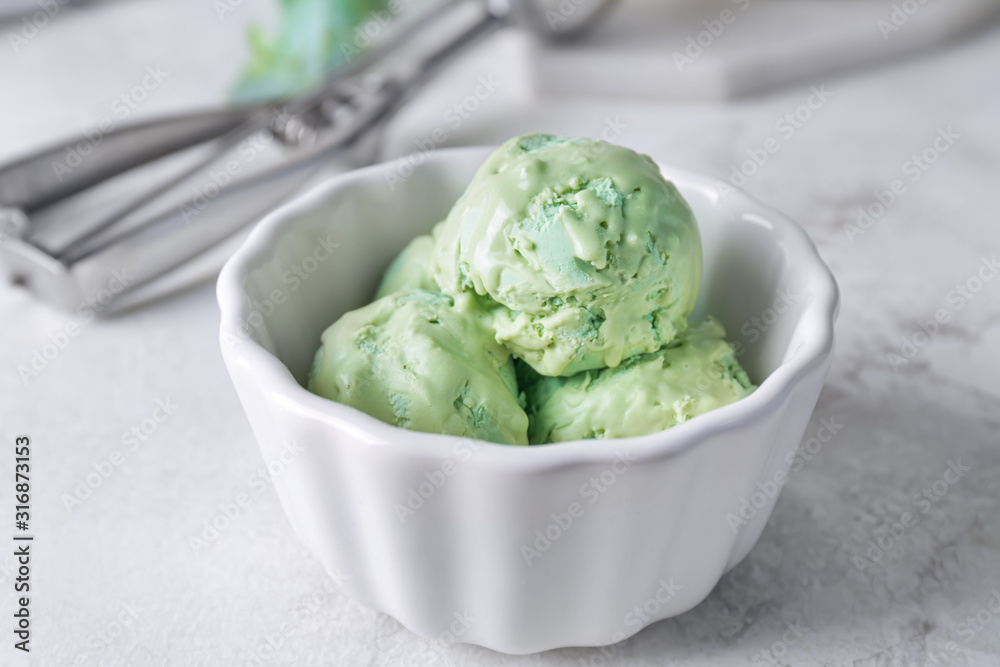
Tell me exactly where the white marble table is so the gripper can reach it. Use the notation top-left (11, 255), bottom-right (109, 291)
top-left (1, 1), bottom-right (999, 665)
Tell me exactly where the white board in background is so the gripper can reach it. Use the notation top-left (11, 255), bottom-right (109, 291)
top-left (530, 0), bottom-right (1000, 98)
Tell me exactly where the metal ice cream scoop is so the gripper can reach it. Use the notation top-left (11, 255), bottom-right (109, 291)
top-left (0, 0), bottom-right (615, 313)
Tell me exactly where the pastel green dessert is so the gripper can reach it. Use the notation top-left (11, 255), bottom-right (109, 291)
top-left (430, 134), bottom-right (702, 377)
top-left (307, 289), bottom-right (528, 445)
top-left (374, 230), bottom-right (439, 299)
top-left (232, 0), bottom-right (390, 103)
top-left (309, 134), bottom-right (755, 445)
top-left (521, 317), bottom-right (755, 444)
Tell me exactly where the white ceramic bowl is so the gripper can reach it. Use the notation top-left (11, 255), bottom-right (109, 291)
top-left (217, 146), bottom-right (838, 655)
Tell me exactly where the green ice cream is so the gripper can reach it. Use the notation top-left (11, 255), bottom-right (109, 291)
top-left (374, 229), bottom-right (439, 299)
top-left (308, 289), bottom-right (528, 445)
top-left (308, 133), bottom-right (754, 446)
top-left (521, 317), bottom-right (755, 444)
top-left (431, 134), bottom-right (702, 377)
top-left (232, 0), bottom-right (390, 103)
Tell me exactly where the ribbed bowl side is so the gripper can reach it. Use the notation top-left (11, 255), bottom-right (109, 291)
top-left (229, 353), bottom-right (830, 654)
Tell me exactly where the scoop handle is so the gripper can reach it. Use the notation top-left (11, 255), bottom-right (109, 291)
top-left (0, 106), bottom-right (264, 212)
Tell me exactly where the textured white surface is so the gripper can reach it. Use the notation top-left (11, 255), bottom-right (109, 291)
top-left (1, 0), bottom-right (999, 665)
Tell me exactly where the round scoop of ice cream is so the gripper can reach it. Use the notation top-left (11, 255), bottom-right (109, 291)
top-left (522, 318), bottom-right (754, 444)
top-left (375, 221), bottom-right (449, 299)
top-left (308, 289), bottom-right (528, 445)
top-left (431, 134), bottom-right (702, 376)
top-left (374, 232), bottom-right (438, 299)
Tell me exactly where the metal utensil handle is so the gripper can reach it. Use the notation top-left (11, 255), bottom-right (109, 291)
top-left (63, 1), bottom-right (505, 302)
top-left (0, 107), bottom-right (263, 212)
